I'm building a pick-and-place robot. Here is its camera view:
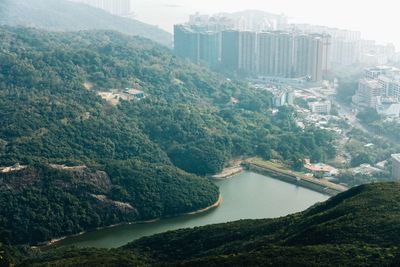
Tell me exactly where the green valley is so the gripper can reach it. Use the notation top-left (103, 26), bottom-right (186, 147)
top-left (0, 0), bottom-right (399, 266)
top-left (0, 26), bottom-right (336, 246)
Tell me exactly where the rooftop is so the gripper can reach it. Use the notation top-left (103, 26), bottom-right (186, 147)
top-left (308, 100), bottom-right (331, 106)
top-left (304, 159), bottom-right (337, 173)
top-left (125, 88), bottom-right (144, 95)
top-left (351, 164), bottom-right (382, 175)
top-left (392, 154), bottom-right (400, 162)
top-left (360, 79), bottom-right (382, 88)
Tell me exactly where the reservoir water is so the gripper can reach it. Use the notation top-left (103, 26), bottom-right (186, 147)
top-left (56, 171), bottom-right (329, 248)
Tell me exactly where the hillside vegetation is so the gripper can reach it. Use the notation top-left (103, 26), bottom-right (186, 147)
top-left (13, 182), bottom-right (400, 266)
top-left (0, 0), bottom-right (172, 46)
top-left (0, 26), bottom-right (336, 245)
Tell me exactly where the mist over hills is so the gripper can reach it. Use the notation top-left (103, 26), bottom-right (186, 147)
top-left (0, 0), bottom-right (172, 47)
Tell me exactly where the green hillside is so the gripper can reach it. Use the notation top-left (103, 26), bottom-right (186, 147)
top-left (18, 183), bottom-right (400, 267)
top-left (0, 26), bottom-right (336, 246)
top-left (0, 0), bottom-right (172, 47)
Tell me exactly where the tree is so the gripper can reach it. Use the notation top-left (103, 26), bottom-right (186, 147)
top-left (257, 143), bottom-right (272, 160)
top-left (337, 81), bottom-right (358, 104)
top-left (357, 108), bottom-right (381, 123)
top-left (351, 152), bottom-right (373, 167)
top-left (290, 155), bottom-right (304, 171)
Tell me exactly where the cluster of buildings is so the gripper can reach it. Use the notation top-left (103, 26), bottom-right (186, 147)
top-left (290, 24), bottom-right (396, 67)
top-left (304, 159), bottom-right (339, 177)
top-left (290, 24), bottom-right (361, 67)
top-left (294, 86), bottom-right (334, 115)
top-left (295, 108), bottom-right (342, 135)
top-left (350, 163), bottom-right (383, 176)
top-left (174, 12), bottom-right (398, 82)
top-left (174, 24), bottom-right (331, 82)
top-left (188, 11), bottom-right (288, 33)
top-left (68, 0), bottom-right (133, 17)
top-left (301, 146), bottom-right (400, 181)
top-left (292, 85), bottom-right (342, 136)
top-left (353, 66), bottom-right (400, 117)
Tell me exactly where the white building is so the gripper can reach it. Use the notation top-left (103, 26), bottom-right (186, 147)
top-left (271, 90), bottom-right (294, 107)
top-left (252, 84), bottom-right (294, 107)
top-left (392, 154), bottom-right (400, 180)
top-left (308, 101), bottom-right (332, 114)
top-left (364, 66), bottom-right (391, 79)
top-left (352, 79), bottom-right (384, 108)
top-left (376, 97), bottom-right (400, 118)
top-left (354, 66), bottom-right (400, 110)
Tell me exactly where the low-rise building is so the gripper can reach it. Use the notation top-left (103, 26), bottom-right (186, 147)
top-left (251, 83), bottom-right (294, 107)
top-left (392, 154), bottom-right (400, 180)
top-left (375, 160), bottom-right (388, 170)
top-left (308, 100), bottom-right (332, 114)
top-left (304, 159), bottom-right (338, 177)
top-left (353, 66), bottom-right (400, 111)
top-left (126, 89), bottom-right (146, 100)
top-left (271, 90), bottom-right (294, 107)
top-left (376, 97), bottom-right (400, 118)
top-left (350, 164), bottom-right (382, 176)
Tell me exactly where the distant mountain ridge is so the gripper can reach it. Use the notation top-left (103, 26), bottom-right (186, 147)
top-left (0, 0), bottom-right (172, 47)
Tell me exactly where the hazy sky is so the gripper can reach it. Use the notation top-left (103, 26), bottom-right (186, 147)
top-left (134, 0), bottom-right (400, 47)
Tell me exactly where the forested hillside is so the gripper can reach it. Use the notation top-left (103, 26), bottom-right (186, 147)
top-left (12, 182), bottom-right (400, 266)
top-left (0, 26), bottom-right (336, 245)
top-left (0, 26), bottom-right (336, 175)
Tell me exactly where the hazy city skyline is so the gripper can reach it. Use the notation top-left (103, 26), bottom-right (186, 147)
top-left (134, 0), bottom-right (400, 48)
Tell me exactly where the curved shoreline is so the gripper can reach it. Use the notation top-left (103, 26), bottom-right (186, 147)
top-left (212, 167), bottom-right (244, 180)
top-left (43, 194), bottom-right (222, 248)
top-left (186, 194), bottom-right (222, 215)
top-left (211, 159), bottom-right (246, 179)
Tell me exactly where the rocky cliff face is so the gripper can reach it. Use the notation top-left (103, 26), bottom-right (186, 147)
top-left (0, 167), bottom-right (39, 192)
top-left (0, 165), bottom-right (112, 193)
top-left (50, 165), bottom-right (113, 193)
top-left (0, 164), bottom-right (140, 244)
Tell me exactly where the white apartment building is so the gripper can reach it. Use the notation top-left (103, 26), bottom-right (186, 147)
top-left (353, 67), bottom-right (400, 116)
top-left (352, 79), bottom-right (384, 108)
top-left (308, 101), bottom-right (332, 114)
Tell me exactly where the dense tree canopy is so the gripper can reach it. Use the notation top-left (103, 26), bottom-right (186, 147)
top-left (0, 26), bottom-right (337, 245)
top-left (18, 183), bottom-right (400, 267)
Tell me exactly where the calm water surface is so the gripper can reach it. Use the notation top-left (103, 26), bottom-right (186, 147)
top-left (56, 171), bottom-right (328, 248)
